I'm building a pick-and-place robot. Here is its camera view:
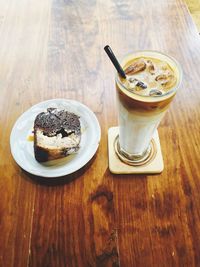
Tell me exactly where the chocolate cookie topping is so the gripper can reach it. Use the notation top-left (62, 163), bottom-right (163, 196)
top-left (34, 108), bottom-right (81, 137)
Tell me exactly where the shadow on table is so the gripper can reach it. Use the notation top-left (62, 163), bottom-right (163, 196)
top-left (22, 154), bottom-right (97, 186)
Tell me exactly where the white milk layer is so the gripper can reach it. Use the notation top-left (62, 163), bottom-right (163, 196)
top-left (118, 100), bottom-right (165, 155)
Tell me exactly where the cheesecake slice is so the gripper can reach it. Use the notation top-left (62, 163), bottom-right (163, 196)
top-left (34, 108), bottom-right (81, 162)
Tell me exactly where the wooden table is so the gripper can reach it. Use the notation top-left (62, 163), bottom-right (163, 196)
top-left (0, 0), bottom-right (200, 266)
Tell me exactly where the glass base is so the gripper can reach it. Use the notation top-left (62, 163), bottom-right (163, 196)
top-left (114, 135), bottom-right (157, 166)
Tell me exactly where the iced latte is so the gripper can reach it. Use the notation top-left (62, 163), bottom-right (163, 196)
top-left (116, 51), bottom-right (182, 163)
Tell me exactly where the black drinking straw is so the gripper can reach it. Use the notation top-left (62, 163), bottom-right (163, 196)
top-left (104, 45), bottom-right (126, 79)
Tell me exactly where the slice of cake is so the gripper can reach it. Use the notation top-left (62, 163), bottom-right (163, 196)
top-left (34, 108), bottom-right (81, 162)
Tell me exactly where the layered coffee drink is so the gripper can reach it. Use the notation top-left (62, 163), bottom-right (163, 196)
top-left (115, 51), bottom-right (182, 163)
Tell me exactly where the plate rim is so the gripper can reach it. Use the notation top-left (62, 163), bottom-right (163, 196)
top-left (10, 98), bottom-right (101, 178)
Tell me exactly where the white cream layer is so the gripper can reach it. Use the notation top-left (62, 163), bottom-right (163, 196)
top-left (36, 130), bottom-right (80, 149)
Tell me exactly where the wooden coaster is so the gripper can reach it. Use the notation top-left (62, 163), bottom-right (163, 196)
top-left (108, 127), bottom-right (164, 174)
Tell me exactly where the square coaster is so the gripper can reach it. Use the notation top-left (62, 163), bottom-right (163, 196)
top-left (108, 127), bottom-right (164, 174)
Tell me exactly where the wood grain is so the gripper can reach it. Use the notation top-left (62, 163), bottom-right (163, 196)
top-left (0, 0), bottom-right (200, 266)
top-left (185, 0), bottom-right (200, 32)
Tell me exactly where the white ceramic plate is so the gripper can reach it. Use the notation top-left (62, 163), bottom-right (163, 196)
top-left (10, 99), bottom-right (101, 177)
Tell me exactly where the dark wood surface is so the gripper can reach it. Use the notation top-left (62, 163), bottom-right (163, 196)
top-left (0, 0), bottom-right (200, 266)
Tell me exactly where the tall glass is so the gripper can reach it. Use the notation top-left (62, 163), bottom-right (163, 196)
top-left (115, 51), bottom-right (182, 163)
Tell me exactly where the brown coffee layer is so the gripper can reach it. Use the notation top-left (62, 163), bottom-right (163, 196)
top-left (116, 83), bottom-right (175, 116)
